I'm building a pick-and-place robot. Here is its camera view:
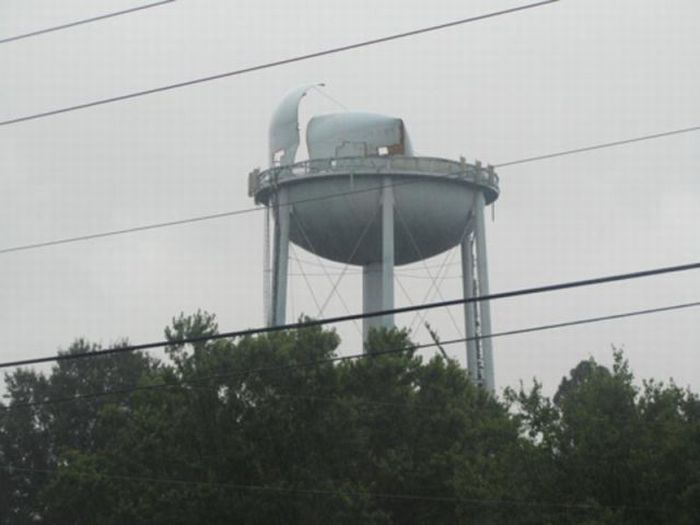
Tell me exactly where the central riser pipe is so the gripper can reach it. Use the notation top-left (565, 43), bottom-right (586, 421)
top-left (362, 178), bottom-right (394, 342)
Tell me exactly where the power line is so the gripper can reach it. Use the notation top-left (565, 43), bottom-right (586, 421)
top-left (0, 1), bottom-right (557, 127)
top-left (0, 179), bottom-right (406, 255)
top-left (0, 464), bottom-right (660, 511)
top-left (0, 206), bottom-right (260, 255)
top-left (3, 300), bottom-right (698, 412)
top-left (1, 262), bottom-right (698, 371)
top-left (494, 125), bottom-right (700, 167)
top-left (0, 0), bottom-right (175, 44)
top-left (3, 122), bottom-right (699, 257)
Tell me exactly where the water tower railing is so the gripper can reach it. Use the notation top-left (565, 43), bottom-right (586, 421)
top-left (249, 155), bottom-right (499, 203)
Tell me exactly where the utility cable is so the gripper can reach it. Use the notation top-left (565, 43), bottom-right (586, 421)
top-left (0, 1), bottom-right (557, 126)
top-left (2, 300), bottom-right (699, 412)
top-left (0, 464), bottom-right (662, 512)
top-left (0, 179), bottom-right (414, 255)
top-left (0, 1), bottom-right (175, 44)
top-left (1, 123), bottom-right (698, 257)
top-left (0, 262), bottom-right (698, 370)
top-left (494, 125), bottom-right (700, 167)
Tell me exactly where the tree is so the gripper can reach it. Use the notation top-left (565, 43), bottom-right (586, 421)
top-left (2, 313), bottom-right (699, 524)
top-left (0, 339), bottom-right (156, 524)
top-left (2, 314), bottom-right (525, 523)
top-left (507, 350), bottom-right (700, 524)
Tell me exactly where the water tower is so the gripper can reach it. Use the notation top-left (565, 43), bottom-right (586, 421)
top-left (248, 86), bottom-right (500, 391)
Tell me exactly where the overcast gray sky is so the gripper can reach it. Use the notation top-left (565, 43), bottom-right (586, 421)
top-left (1, 0), bottom-right (698, 395)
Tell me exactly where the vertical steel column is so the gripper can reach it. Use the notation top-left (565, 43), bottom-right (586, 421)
top-left (271, 187), bottom-right (290, 326)
top-left (461, 230), bottom-right (479, 384)
top-left (362, 263), bottom-right (382, 340)
top-left (381, 178), bottom-right (395, 328)
top-left (263, 205), bottom-right (271, 326)
top-left (361, 178), bottom-right (395, 343)
top-left (474, 191), bottom-right (495, 392)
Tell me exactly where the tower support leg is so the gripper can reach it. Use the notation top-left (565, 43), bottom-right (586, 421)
top-left (362, 178), bottom-right (395, 343)
top-left (270, 188), bottom-right (290, 327)
top-left (461, 229), bottom-right (479, 384)
top-left (474, 191), bottom-right (495, 392)
top-left (362, 263), bottom-right (383, 340)
top-left (263, 206), bottom-right (271, 326)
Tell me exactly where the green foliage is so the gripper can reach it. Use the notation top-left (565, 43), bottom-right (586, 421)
top-left (1, 315), bottom-right (699, 524)
top-left (0, 339), bottom-right (156, 524)
top-left (507, 349), bottom-right (700, 524)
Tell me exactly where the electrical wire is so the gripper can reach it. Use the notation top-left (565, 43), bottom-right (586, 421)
top-left (0, 179), bottom-right (414, 255)
top-left (0, 301), bottom-right (700, 411)
top-left (5, 297), bottom-right (685, 517)
top-left (5, 300), bottom-right (697, 412)
top-left (0, 1), bottom-right (557, 126)
top-left (17, 302), bottom-right (700, 411)
top-left (0, 1), bottom-right (176, 44)
top-left (6, 261), bottom-right (700, 370)
top-left (3, 260), bottom-right (698, 369)
top-left (3, 122), bottom-right (698, 257)
top-left (494, 125), bottom-right (700, 167)
top-left (0, 464), bottom-right (661, 511)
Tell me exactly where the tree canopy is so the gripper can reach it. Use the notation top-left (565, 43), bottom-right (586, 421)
top-left (1, 312), bottom-right (698, 524)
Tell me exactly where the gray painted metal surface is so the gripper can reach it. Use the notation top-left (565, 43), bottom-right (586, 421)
top-left (461, 228), bottom-right (479, 384)
top-left (253, 91), bottom-right (499, 390)
top-left (271, 187), bottom-right (290, 326)
top-left (268, 84), bottom-right (320, 167)
top-left (307, 112), bottom-right (412, 159)
top-left (278, 175), bottom-right (475, 266)
top-left (473, 192), bottom-right (495, 391)
top-left (361, 178), bottom-right (396, 339)
top-left (250, 157), bottom-right (498, 266)
top-left (263, 206), bottom-right (271, 325)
